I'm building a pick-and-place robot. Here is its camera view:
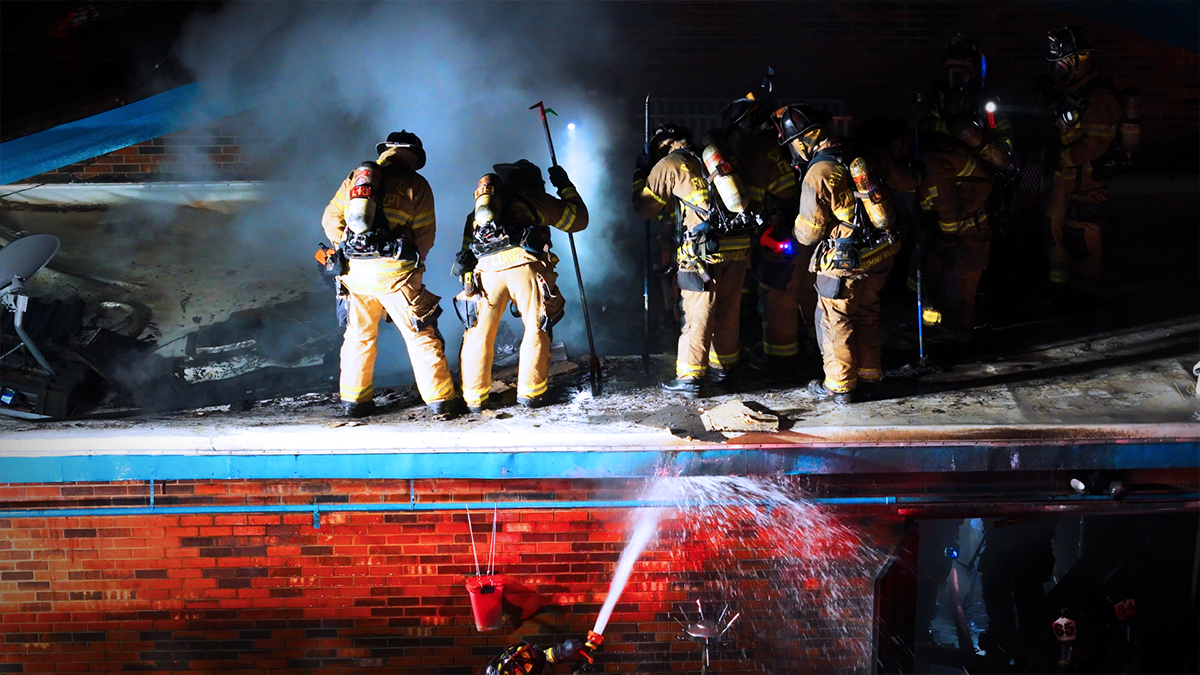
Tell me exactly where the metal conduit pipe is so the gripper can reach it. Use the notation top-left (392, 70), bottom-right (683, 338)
top-left (0, 493), bottom-right (1195, 521)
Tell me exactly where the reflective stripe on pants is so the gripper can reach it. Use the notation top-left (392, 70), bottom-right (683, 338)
top-left (814, 258), bottom-right (894, 393)
top-left (340, 275), bottom-right (455, 405)
top-left (677, 256), bottom-right (750, 379)
top-left (459, 260), bottom-right (558, 405)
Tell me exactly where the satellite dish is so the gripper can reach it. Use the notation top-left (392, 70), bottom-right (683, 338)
top-left (0, 234), bottom-right (60, 292)
top-left (0, 233), bottom-right (61, 376)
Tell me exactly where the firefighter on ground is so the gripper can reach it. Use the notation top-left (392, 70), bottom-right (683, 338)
top-left (633, 123), bottom-right (752, 397)
top-left (486, 632), bottom-right (601, 675)
top-left (772, 105), bottom-right (901, 403)
top-left (859, 117), bottom-right (997, 344)
top-left (1042, 25), bottom-right (1122, 295)
top-left (321, 131), bottom-right (459, 418)
top-left (452, 160), bottom-right (587, 412)
top-left (719, 92), bottom-right (812, 377)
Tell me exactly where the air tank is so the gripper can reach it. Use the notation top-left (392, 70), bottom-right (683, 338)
top-left (849, 157), bottom-right (895, 230)
top-left (473, 173), bottom-right (503, 226)
top-left (345, 161), bottom-right (383, 234)
top-left (700, 145), bottom-right (748, 213)
top-left (1116, 86), bottom-right (1142, 158)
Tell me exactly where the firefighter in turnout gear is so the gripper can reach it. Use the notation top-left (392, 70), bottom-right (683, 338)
top-left (321, 131), bottom-right (458, 418)
top-left (919, 34), bottom-right (1015, 159)
top-left (774, 105), bottom-right (901, 403)
top-left (720, 92), bottom-right (811, 376)
top-left (1043, 25), bottom-right (1122, 294)
top-left (633, 123), bottom-right (753, 397)
top-left (454, 160), bottom-right (587, 412)
top-left (864, 118), bottom-right (996, 344)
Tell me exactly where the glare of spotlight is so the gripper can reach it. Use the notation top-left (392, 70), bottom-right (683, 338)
top-left (984, 101), bottom-right (997, 113)
top-left (567, 123), bottom-right (576, 130)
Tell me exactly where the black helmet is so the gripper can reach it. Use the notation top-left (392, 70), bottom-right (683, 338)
top-left (376, 130), bottom-right (426, 170)
top-left (770, 104), bottom-right (831, 145)
top-left (1046, 25), bottom-right (1093, 61)
top-left (486, 642), bottom-right (547, 675)
top-left (721, 92), bottom-right (769, 133)
top-left (492, 159), bottom-right (544, 193)
top-left (649, 122), bottom-right (693, 151)
top-left (941, 33), bottom-right (980, 65)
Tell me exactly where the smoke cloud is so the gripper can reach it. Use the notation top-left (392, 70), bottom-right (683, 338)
top-left (175, 2), bottom-right (639, 382)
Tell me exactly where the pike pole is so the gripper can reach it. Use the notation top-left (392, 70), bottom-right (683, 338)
top-left (529, 101), bottom-right (602, 397)
top-left (642, 94), bottom-right (652, 375)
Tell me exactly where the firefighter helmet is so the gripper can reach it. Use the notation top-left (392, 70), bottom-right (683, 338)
top-left (375, 130), bottom-right (426, 170)
top-left (492, 159), bottom-right (545, 193)
top-left (1046, 25), bottom-right (1093, 61)
top-left (486, 641), bottom-right (547, 675)
top-left (770, 104), bottom-right (831, 145)
top-left (649, 122), bottom-right (693, 151)
top-left (721, 92), bottom-right (769, 133)
top-left (941, 33), bottom-right (981, 65)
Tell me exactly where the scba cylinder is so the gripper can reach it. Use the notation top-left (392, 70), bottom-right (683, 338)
top-left (701, 145), bottom-right (748, 213)
top-left (474, 173), bottom-right (503, 226)
top-left (345, 161), bottom-right (383, 234)
top-left (849, 157), bottom-right (895, 230)
top-left (1116, 86), bottom-right (1142, 158)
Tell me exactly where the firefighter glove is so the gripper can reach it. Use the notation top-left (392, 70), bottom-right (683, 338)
top-left (635, 151), bottom-right (654, 175)
top-left (550, 639), bottom-right (584, 663)
top-left (547, 165), bottom-right (572, 190)
top-left (450, 249), bottom-right (478, 278)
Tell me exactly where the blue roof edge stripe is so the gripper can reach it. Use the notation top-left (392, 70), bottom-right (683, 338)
top-left (0, 83), bottom-right (251, 185)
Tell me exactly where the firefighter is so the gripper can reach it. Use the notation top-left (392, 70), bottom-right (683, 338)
top-left (633, 123), bottom-right (752, 397)
top-left (486, 633), bottom-right (600, 675)
top-left (859, 118), bottom-right (995, 344)
top-left (453, 160), bottom-right (587, 412)
top-left (1042, 25), bottom-right (1121, 295)
top-left (719, 93), bottom-right (812, 377)
top-left (321, 131), bottom-right (458, 418)
top-left (918, 34), bottom-right (1014, 155)
top-left (773, 105), bottom-right (901, 403)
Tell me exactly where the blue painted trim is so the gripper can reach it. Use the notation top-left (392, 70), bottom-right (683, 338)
top-left (0, 441), bottom-right (1195, 483)
top-left (1, 494), bottom-right (1195, 521)
top-left (0, 83), bottom-right (251, 185)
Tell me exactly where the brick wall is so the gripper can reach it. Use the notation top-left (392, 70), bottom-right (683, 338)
top-left (0, 479), bottom-right (904, 674)
top-left (24, 112), bottom-right (266, 184)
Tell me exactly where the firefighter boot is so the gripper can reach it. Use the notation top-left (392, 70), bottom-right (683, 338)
top-left (662, 377), bottom-right (703, 398)
top-left (341, 399), bottom-right (377, 418)
top-left (806, 379), bottom-right (853, 404)
top-left (427, 398), bottom-right (464, 418)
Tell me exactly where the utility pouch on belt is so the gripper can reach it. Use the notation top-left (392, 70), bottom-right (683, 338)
top-left (677, 270), bottom-right (707, 293)
top-left (315, 243), bottom-right (349, 288)
top-left (813, 236), bottom-right (861, 274)
top-left (453, 293), bottom-right (478, 329)
top-left (814, 273), bottom-right (845, 299)
top-left (406, 285), bottom-right (443, 332)
top-left (335, 295), bottom-right (349, 328)
top-left (537, 274), bottom-right (565, 331)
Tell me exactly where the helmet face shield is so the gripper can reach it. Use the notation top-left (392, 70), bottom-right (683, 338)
top-left (1046, 25), bottom-right (1093, 62)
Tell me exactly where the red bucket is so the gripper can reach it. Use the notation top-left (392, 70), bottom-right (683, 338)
top-left (465, 576), bottom-right (505, 631)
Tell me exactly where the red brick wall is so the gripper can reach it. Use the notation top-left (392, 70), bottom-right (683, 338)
top-left (24, 112), bottom-right (265, 184)
top-left (0, 479), bottom-right (904, 674)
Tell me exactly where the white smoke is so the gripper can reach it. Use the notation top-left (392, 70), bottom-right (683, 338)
top-left (174, 2), bottom-right (635, 382)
